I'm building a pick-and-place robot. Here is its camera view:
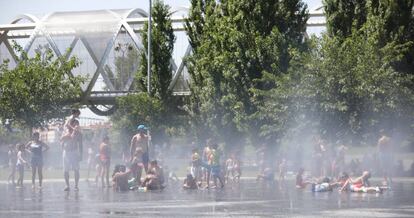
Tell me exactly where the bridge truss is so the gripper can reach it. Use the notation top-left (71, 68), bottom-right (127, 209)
top-left (0, 7), bottom-right (325, 115)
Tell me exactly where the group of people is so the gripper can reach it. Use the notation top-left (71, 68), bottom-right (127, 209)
top-left (7, 132), bottom-right (49, 189)
top-left (296, 169), bottom-right (388, 193)
top-left (5, 110), bottom-right (401, 196)
top-left (183, 142), bottom-right (242, 190)
top-left (7, 109), bottom-right (82, 190)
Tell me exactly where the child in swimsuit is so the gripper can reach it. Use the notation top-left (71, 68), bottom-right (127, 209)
top-left (183, 173), bottom-right (198, 190)
top-left (340, 171), bottom-right (385, 193)
top-left (296, 168), bottom-right (311, 189)
top-left (16, 143), bottom-right (28, 188)
top-left (112, 164), bottom-right (131, 192)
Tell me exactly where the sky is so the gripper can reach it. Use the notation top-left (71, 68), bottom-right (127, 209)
top-left (0, 0), bottom-right (324, 120)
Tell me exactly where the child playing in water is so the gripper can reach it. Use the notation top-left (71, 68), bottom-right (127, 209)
top-left (112, 164), bottom-right (131, 192)
top-left (8, 144), bottom-right (17, 185)
top-left (16, 143), bottom-right (28, 188)
top-left (311, 177), bottom-right (335, 192)
top-left (339, 171), bottom-right (386, 193)
top-left (208, 144), bottom-right (224, 189)
top-left (183, 173), bottom-right (198, 190)
top-left (130, 148), bottom-right (144, 186)
top-left (296, 168), bottom-right (311, 189)
top-left (99, 136), bottom-right (111, 188)
top-left (257, 167), bottom-right (275, 182)
top-left (141, 160), bottom-right (165, 190)
top-left (233, 155), bottom-right (242, 183)
top-left (191, 148), bottom-right (202, 182)
top-left (225, 155), bottom-right (235, 183)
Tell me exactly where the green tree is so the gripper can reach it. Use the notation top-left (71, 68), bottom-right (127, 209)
top-left (0, 44), bottom-right (84, 129)
top-left (324, 0), bottom-right (367, 38)
top-left (111, 93), bottom-right (165, 147)
top-left (111, 1), bottom-right (184, 148)
top-left (137, 0), bottom-right (176, 105)
top-left (105, 43), bottom-right (140, 91)
top-left (297, 21), bottom-right (414, 144)
top-left (185, 0), bottom-right (309, 149)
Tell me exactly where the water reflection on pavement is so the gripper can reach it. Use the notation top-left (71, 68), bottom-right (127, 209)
top-left (1, 180), bottom-right (414, 217)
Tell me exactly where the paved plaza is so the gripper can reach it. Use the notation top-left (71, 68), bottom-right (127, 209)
top-left (1, 180), bottom-right (414, 217)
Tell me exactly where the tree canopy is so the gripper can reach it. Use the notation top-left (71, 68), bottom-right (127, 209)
top-left (0, 44), bottom-right (84, 129)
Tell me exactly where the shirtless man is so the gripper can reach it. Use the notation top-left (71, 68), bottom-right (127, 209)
top-left (61, 119), bottom-right (83, 191)
top-left (130, 124), bottom-right (150, 172)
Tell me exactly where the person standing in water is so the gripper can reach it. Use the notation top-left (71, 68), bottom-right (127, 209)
top-left (26, 132), bottom-right (49, 189)
top-left (64, 109), bottom-right (80, 133)
top-left (130, 125), bottom-right (150, 172)
top-left (15, 143), bottom-right (28, 188)
top-left (61, 119), bottom-right (83, 191)
top-left (7, 144), bottom-right (17, 185)
top-left (377, 130), bottom-right (393, 185)
top-left (99, 135), bottom-right (111, 188)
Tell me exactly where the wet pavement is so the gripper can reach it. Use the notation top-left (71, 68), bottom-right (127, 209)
top-left (1, 180), bottom-right (414, 217)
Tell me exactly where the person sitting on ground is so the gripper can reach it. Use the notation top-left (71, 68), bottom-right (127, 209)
top-left (112, 164), bottom-right (132, 192)
top-left (183, 173), bottom-right (198, 190)
top-left (339, 171), bottom-right (386, 193)
top-left (141, 160), bottom-right (165, 190)
top-left (311, 177), bottom-right (335, 192)
top-left (296, 168), bottom-right (312, 189)
top-left (257, 167), bottom-right (275, 182)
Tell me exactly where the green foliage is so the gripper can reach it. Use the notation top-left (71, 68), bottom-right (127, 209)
top-left (105, 43), bottom-right (140, 91)
top-left (137, 0), bottom-right (176, 105)
top-left (185, 0), bottom-right (309, 148)
top-left (111, 93), bottom-right (166, 145)
top-left (111, 1), bottom-right (185, 147)
top-left (0, 44), bottom-right (84, 128)
top-left (324, 0), bottom-right (367, 38)
top-left (0, 125), bottom-right (29, 145)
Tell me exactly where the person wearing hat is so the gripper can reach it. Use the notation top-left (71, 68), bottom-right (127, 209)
top-left (130, 124), bottom-right (150, 172)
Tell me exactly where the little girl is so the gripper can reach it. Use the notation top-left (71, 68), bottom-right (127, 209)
top-left (16, 143), bottom-right (28, 188)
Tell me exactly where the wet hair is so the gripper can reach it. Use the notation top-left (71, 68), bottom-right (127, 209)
top-left (17, 143), bottom-right (25, 151)
top-left (322, 177), bottom-right (330, 183)
top-left (71, 109), bottom-right (80, 115)
top-left (339, 172), bottom-right (349, 180)
top-left (112, 164), bottom-right (126, 177)
top-left (362, 171), bottom-right (371, 179)
top-left (32, 132), bottom-right (40, 139)
top-left (150, 160), bottom-right (158, 166)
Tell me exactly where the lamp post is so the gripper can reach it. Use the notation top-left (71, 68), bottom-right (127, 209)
top-left (147, 0), bottom-right (152, 95)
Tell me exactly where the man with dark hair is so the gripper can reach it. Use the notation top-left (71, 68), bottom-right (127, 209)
top-left (64, 109), bottom-right (81, 132)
